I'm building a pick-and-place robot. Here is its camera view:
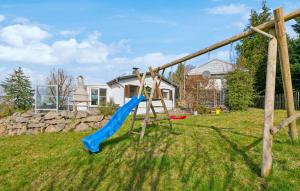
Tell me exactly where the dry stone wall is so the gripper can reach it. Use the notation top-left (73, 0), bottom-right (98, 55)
top-left (0, 110), bottom-right (109, 136)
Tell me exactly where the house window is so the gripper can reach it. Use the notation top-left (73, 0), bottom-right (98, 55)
top-left (99, 88), bottom-right (107, 105)
top-left (125, 85), bottom-right (139, 98)
top-left (163, 90), bottom-right (169, 100)
top-left (90, 88), bottom-right (107, 106)
top-left (130, 86), bottom-right (138, 97)
top-left (161, 89), bottom-right (172, 100)
top-left (91, 88), bottom-right (98, 106)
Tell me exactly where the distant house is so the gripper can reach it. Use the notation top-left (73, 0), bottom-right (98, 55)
top-left (186, 59), bottom-right (234, 108)
top-left (74, 72), bottom-right (177, 114)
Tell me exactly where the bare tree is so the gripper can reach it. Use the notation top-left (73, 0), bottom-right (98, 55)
top-left (47, 69), bottom-right (74, 110)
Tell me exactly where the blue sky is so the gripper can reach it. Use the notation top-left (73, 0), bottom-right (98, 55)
top-left (0, 0), bottom-right (299, 85)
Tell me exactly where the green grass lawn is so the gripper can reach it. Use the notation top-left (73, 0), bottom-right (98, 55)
top-left (0, 109), bottom-right (300, 191)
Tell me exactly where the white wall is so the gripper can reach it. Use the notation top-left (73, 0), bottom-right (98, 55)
top-left (108, 76), bottom-right (176, 114)
top-left (77, 76), bottom-right (176, 114)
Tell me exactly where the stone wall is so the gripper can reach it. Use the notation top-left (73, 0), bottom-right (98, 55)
top-left (0, 110), bottom-right (109, 136)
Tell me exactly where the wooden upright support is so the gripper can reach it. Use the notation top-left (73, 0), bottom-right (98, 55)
top-left (135, 71), bottom-right (157, 118)
top-left (261, 29), bottom-right (277, 177)
top-left (140, 76), bottom-right (158, 141)
top-left (128, 72), bottom-right (146, 134)
top-left (149, 68), bottom-right (172, 128)
top-left (274, 8), bottom-right (298, 142)
top-left (139, 67), bottom-right (173, 141)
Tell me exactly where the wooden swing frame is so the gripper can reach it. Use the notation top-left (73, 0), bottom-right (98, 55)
top-left (128, 7), bottom-right (300, 177)
top-left (128, 67), bottom-right (173, 141)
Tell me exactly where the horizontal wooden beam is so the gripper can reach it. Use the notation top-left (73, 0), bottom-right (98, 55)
top-left (152, 8), bottom-right (300, 72)
top-left (270, 113), bottom-right (300, 135)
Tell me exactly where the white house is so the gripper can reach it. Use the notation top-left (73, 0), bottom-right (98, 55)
top-left (74, 73), bottom-right (177, 114)
top-left (186, 59), bottom-right (234, 107)
top-left (188, 59), bottom-right (234, 90)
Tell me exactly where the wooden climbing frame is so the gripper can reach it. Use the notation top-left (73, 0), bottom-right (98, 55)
top-left (128, 67), bottom-right (172, 141)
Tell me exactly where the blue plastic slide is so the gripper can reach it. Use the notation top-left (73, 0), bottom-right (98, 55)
top-left (82, 95), bottom-right (145, 153)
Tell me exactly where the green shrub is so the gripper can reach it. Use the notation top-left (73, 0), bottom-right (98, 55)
top-left (0, 103), bottom-right (14, 118)
top-left (196, 105), bottom-right (211, 114)
top-left (98, 99), bottom-right (119, 116)
top-left (226, 69), bottom-right (254, 111)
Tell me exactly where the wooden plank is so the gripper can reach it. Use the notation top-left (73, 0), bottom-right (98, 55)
top-left (140, 76), bottom-right (158, 141)
top-left (274, 8), bottom-right (298, 142)
top-left (128, 72), bottom-right (146, 134)
top-left (270, 113), bottom-right (300, 135)
top-left (152, 8), bottom-right (300, 72)
top-left (261, 29), bottom-right (277, 177)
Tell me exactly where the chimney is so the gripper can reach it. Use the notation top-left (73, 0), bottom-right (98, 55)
top-left (132, 67), bottom-right (139, 75)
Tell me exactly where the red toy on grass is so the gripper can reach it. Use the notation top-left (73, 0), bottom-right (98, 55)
top-left (170, 115), bottom-right (187, 120)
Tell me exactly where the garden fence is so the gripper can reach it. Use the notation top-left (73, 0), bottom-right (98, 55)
top-left (254, 91), bottom-right (300, 110)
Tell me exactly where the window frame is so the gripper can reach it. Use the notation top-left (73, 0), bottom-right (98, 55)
top-left (99, 88), bottom-right (107, 105)
top-left (90, 87), bottom-right (107, 107)
top-left (90, 88), bottom-right (99, 106)
top-left (125, 85), bottom-right (139, 98)
top-left (162, 90), bottom-right (169, 100)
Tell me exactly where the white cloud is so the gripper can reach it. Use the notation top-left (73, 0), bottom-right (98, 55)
top-left (0, 43), bottom-right (56, 63)
top-left (59, 30), bottom-right (79, 37)
top-left (0, 22), bottom-right (187, 83)
top-left (207, 4), bottom-right (247, 15)
top-left (0, 24), bottom-right (50, 47)
top-left (68, 52), bottom-right (187, 83)
top-left (0, 15), bottom-right (5, 22)
top-left (0, 24), bottom-right (116, 64)
top-left (22, 67), bottom-right (46, 84)
top-left (52, 32), bottom-right (114, 64)
top-left (130, 52), bottom-right (187, 68)
top-left (286, 20), bottom-right (298, 39)
top-left (13, 17), bottom-right (30, 24)
top-left (0, 22), bottom-right (184, 69)
top-left (286, 25), bottom-right (297, 39)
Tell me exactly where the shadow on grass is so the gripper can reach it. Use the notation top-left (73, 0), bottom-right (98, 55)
top-left (199, 124), bottom-right (261, 176)
top-left (39, 120), bottom-right (263, 190)
top-left (101, 133), bottom-right (132, 150)
top-left (122, 123), bottom-right (173, 191)
top-left (71, 122), bottom-right (175, 191)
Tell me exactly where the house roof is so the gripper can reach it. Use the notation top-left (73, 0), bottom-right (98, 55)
top-left (107, 73), bottom-right (178, 88)
top-left (188, 59), bottom-right (234, 76)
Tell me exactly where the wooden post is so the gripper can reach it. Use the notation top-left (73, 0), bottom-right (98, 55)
top-left (140, 76), bottom-right (158, 141)
top-left (274, 8), bottom-right (298, 142)
top-left (261, 29), bottom-right (277, 177)
top-left (128, 72), bottom-right (146, 134)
